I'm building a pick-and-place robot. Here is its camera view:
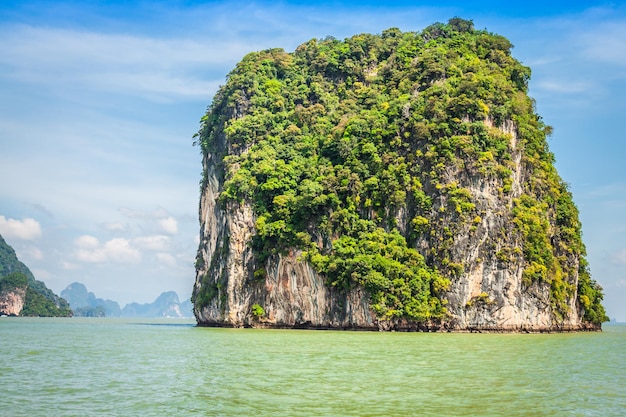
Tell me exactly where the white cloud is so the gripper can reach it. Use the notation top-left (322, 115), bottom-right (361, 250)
top-left (0, 215), bottom-right (42, 240)
top-left (103, 222), bottom-right (128, 232)
top-left (156, 252), bottom-right (177, 267)
top-left (116, 209), bottom-right (179, 235)
top-left (159, 216), bottom-right (178, 235)
top-left (75, 235), bottom-right (100, 248)
top-left (74, 236), bottom-right (140, 264)
top-left (62, 261), bottom-right (80, 270)
top-left (75, 247), bottom-right (107, 263)
top-left (104, 238), bottom-right (141, 263)
top-left (133, 235), bottom-right (170, 251)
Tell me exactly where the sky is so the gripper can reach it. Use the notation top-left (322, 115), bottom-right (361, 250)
top-left (0, 1), bottom-right (625, 319)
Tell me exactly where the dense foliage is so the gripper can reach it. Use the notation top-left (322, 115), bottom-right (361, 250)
top-left (0, 271), bottom-right (27, 292)
top-left (195, 19), bottom-right (606, 324)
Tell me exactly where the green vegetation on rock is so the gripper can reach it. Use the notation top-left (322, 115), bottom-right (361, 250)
top-left (0, 235), bottom-right (72, 317)
top-left (194, 18), bottom-right (607, 325)
top-left (0, 271), bottom-right (72, 317)
top-left (0, 271), bottom-right (28, 292)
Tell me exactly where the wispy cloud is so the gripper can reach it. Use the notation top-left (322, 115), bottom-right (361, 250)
top-left (578, 19), bottom-right (626, 70)
top-left (61, 261), bottom-right (79, 270)
top-left (611, 248), bottom-right (626, 266)
top-left (119, 207), bottom-right (170, 220)
top-left (504, 8), bottom-right (626, 108)
top-left (133, 235), bottom-right (170, 252)
top-left (24, 246), bottom-right (43, 261)
top-left (0, 24), bottom-right (244, 101)
top-left (156, 252), bottom-right (177, 267)
top-left (102, 222), bottom-right (128, 233)
top-left (581, 183), bottom-right (626, 209)
top-left (535, 81), bottom-right (592, 94)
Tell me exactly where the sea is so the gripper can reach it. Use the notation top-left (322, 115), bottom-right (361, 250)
top-left (0, 317), bottom-right (624, 416)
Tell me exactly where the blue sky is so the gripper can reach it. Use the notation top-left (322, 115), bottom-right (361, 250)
top-left (0, 1), bottom-right (625, 319)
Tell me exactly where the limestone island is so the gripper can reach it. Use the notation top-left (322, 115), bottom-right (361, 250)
top-left (191, 19), bottom-right (607, 332)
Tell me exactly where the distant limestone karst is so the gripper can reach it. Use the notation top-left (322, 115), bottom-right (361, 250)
top-left (120, 291), bottom-right (193, 318)
top-left (61, 282), bottom-right (122, 317)
top-left (61, 282), bottom-right (194, 318)
top-left (192, 19), bottom-right (607, 331)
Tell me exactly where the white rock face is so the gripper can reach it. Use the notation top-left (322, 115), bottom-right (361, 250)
top-left (433, 120), bottom-right (582, 331)
top-left (193, 118), bottom-right (588, 332)
top-left (0, 288), bottom-right (26, 316)
top-left (193, 146), bottom-right (377, 329)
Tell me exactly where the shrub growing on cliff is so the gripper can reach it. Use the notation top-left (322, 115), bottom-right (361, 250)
top-left (251, 303), bottom-right (265, 318)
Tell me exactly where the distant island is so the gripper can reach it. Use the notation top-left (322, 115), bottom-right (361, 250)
top-left (192, 18), bottom-right (607, 331)
top-left (61, 282), bottom-right (193, 318)
top-left (60, 282), bottom-right (121, 317)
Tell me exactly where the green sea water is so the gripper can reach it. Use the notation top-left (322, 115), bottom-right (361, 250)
top-left (0, 318), bottom-right (624, 416)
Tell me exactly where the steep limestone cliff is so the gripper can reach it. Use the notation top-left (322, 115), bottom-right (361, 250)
top-left (192, 19), bottom-right (607, 331)
top-left (0, 286), bottom-right (26, 316)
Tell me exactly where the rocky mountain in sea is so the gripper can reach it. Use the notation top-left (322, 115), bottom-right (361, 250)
top-left (61, 282), bottom-right (121, 317)
top-left (61, 282), bottom-right (193, 318)
top-left (191, 19), bottom-right (607, 331)
top-left (121, 291), bottom-right (193, 318)
top-left (0, 234), bottom-right (71, 317)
